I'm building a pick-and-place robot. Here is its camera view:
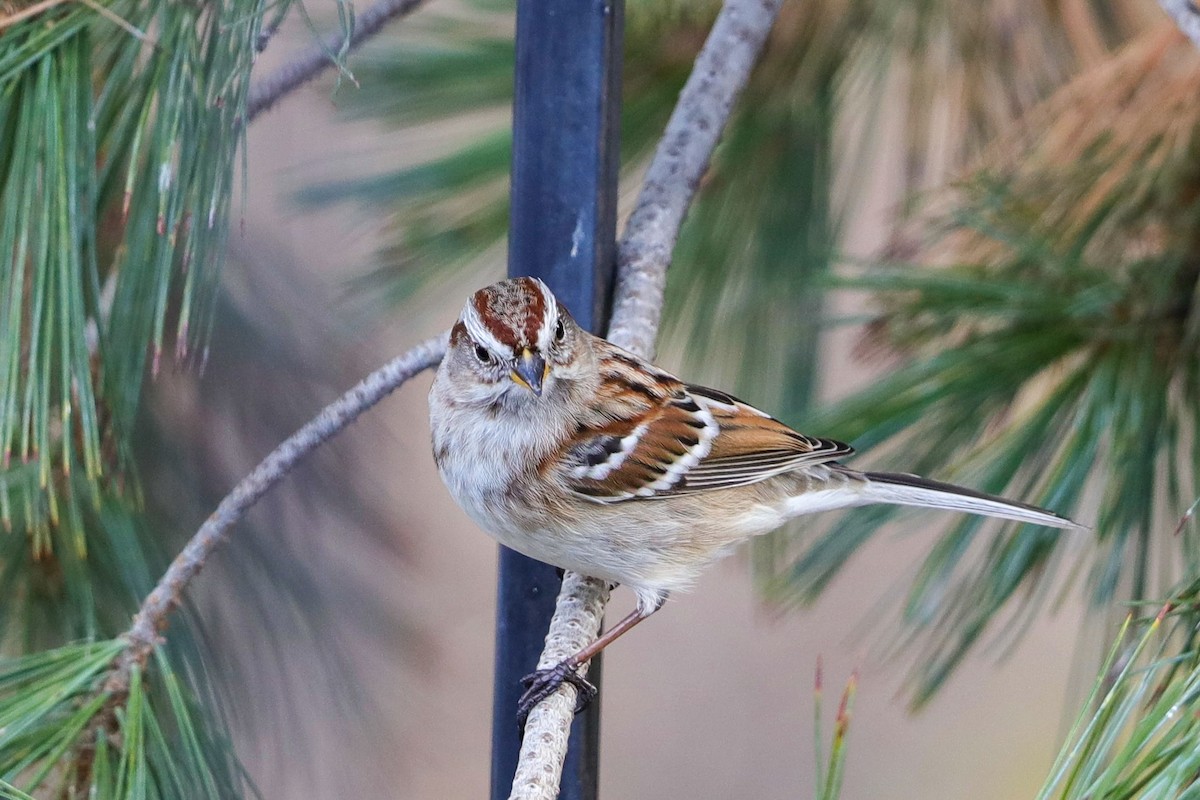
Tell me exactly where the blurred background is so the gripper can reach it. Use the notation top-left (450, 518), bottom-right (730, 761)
top-left (4, 0), bottom-right (1200, 797)
top-left (231, 61), bottom-right (1084, 799)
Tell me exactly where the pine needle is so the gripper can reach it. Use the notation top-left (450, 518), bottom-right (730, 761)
top-left (812, 661), bottom-right (857, 800)
top-left (0, 643), bottom-right (251, 799)
top-left (1038, 605), bottom-right (1200, 799)
top-left (75, 0), bottom-right (151, 42)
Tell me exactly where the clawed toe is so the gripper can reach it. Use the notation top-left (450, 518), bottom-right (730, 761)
top-left (516, 660), bottom-right (597, 731)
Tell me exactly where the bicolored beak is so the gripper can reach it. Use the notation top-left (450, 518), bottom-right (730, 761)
top-left (511, 348), bottom-right (549, 397)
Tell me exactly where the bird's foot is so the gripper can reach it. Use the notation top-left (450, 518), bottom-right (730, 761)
top-left (517, 659), bottom-right (596, 731)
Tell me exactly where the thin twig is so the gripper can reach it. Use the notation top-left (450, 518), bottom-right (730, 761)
top-left (0, 0), bottom-right (68, 31)
top-left (1159, 0), bottom-right (1200, 49)
top-left (104, 332), bottom-right (448, 693)
top-left (75, 0), bottom-right (150, 41)
top-left (508, 0), bottom-right (785, 796)
top-left (245, 0), bottom-right (429, 123)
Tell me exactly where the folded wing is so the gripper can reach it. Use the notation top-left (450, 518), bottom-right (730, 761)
top-left (554, 345), bottom-right (850, 502)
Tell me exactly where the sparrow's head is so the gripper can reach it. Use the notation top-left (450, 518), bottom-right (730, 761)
top-left (445, 277), bottom-right (589, 404)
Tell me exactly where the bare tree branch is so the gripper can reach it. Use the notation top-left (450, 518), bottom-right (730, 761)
top-left (104, 331), bottom-right (447, 694)
top-left (606, 0), bottom-right (784, 361)
top-left (245, 0), bottom-right (430, 123)
top-left (1159, 0), bottom-right (1200, 49)
top-left (509, 572), bottom-right (612, 800)
top-left (509, 0), bottom-right (785, 796)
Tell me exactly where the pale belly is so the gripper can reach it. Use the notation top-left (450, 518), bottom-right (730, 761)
top-left (438, 447), bottom-right (785, 612)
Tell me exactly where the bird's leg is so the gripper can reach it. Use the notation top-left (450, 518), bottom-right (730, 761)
top-left (516, 595), bottom-right (665, 730)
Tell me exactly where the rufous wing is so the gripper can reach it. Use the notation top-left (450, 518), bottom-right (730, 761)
top-left (558, 369), bottom-right (851, 502)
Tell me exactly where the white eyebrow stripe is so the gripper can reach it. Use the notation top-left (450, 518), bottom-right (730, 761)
top-left (532, 278), bottom-right (560, 351)
top-left (462, 299), bottom-right (512, 357)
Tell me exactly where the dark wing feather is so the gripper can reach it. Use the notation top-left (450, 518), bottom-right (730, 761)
top-left (562, 391), bottom-right (719, 501)
top-left (669, 386), bottom-right (851, 493)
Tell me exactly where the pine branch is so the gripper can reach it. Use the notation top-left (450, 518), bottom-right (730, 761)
top-left (104, 332), bottom-right (447, 694)
top-left (508, 0), bottom-right (785, 796)
top-left (245, 0), bottom-right (430, 122)
top-left (1159, 0), bottom-right (1200, 49)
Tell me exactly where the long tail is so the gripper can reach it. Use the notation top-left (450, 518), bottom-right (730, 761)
top-left (859, 471), bottom-right (1084, 530)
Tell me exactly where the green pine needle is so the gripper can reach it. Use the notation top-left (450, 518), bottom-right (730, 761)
top-left (1, 0), bottom-right (285, 558)
top-left (0, 644), bottom-right (250, 799)
top-left (1038, 605), bottom-right (1200, 799)
top-left (0, 479), bottom-right (161, 652)
top-left (812, 661), bottom-right (857, 800)
top-left (758, 147), bottom-right (1200, 701)
top-left (0, 640), bottom-right (121, 791)
top-left (0, 779), bottom-right (37, 800)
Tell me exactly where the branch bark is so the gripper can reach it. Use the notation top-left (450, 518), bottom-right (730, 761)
top-left (104, 332), bottom-right (447, 693)
top-left (1159, 0), bottom-right (1200, 49)
top-left (508, 0), bottom-right (784, 796)
top-left (245, 0), bottom-right (429, 123)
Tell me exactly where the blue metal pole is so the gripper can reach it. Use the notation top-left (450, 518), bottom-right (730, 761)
top-left (492, 0), bottom-right (622, 798)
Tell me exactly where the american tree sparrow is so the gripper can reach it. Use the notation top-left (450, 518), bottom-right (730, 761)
top-left (429, 277), bottom-right (1082, 722)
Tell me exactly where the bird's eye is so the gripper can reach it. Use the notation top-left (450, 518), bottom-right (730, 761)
top-left (474, 345), bottom-right (493, 364)
top-left (554, 319), bottom-right (565, 342)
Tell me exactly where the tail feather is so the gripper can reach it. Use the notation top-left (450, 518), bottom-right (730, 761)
top-left (861, 471), bottom-right (1084, 530)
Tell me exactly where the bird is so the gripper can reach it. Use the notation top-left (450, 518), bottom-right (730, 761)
top-left (428, 276), bottom-right (1083, 724)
